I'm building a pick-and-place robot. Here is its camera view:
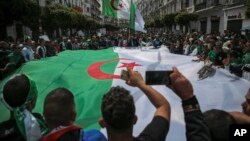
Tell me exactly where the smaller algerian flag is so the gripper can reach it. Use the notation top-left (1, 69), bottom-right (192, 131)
top-left (102, 0), bottom-right (131, 20)
top-left (130, 1), bottom-right (146, 33)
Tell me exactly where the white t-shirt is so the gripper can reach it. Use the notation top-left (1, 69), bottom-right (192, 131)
top-left (21, 46), bottom-right (34, 62)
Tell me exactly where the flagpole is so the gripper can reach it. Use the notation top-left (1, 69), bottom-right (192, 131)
top-left (129, 25), bottom-right (131, 43)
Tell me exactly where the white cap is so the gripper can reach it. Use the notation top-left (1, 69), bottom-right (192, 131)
top-left (39, 35), bottom-right (50, 42)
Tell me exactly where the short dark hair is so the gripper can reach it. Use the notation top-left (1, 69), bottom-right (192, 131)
top-left (3, 74), bottom-right (30, 108)
top-left (228, 50), bottom-right (239, 58)
top-left (43, 88), bottom-right (75, 127)
top-left (204, 109), bottom-right (236, 141)
top-left (101, 86), bottom-right (135, 131)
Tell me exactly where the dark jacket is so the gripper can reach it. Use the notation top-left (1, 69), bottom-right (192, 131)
top-left (128, 38), bottom-right (139, 47)
top-left (0, 113), bottom-right (44, 141)
top-left (182, 96), bottom-right (212, 141)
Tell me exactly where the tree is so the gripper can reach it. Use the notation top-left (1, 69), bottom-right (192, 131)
top-left (104, 24), bottom-right (119, 31)
top-left (162, 13), bottom-right (178, 30)
top-left (0, 0), bottom-right (41, 39)
top-left (22, 0), bottom-right (41, 35)
top-left (145, 19), bottom-right (156, 28)
top-left (154, 16), bottom-right (163, 28)
top-left (41, 4), bottom-right (87, 36)
top-left (175, 12), bottom-right (199, 26)
top-left (246, 0), bottom-right (250, 18)
top-left (175, 12), bottom-right (199, 33)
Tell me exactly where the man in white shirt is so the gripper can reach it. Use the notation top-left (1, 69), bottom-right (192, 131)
top-left (21, 38), bottom-right (34, 62)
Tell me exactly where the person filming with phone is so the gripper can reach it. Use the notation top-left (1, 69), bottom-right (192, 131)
top-left (99, 67), bottom-right (212, 141)
top-left (99, 68), bottom-right (171, 141)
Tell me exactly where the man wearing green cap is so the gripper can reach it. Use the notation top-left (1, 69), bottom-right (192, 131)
top-left (0, 74), bottom-right (47, 141)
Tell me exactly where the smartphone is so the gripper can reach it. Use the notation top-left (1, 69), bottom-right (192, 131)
top-left (146, 71), bottom-right (173, 85)
top-left (192, 59), bottom-right (199, 62)
top-left (121, 70), bottom-right (128, 81)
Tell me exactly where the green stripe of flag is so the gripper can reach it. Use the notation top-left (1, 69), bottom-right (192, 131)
top-left (0, 48), bottom-right (119, 129)
top-left (102, 0), bottom-right (118, 18)
top-left (130, 0), bottom-right (136, 30)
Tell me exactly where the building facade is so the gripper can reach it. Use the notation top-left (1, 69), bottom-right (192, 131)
top-left (193, 0), bottom-right (227, 34)
top-left (5, 0), bottom-right (102, 40)
top-left (223, 0), bottom-right (250, 34)
top-left (137, 0), bottom-right (249, 34)
top-left (137, 0), bottom-right (182, 32)
top-left (51, 0), bottom-right (102, 21)
top-left (137, 0), bottom-right (181, 21)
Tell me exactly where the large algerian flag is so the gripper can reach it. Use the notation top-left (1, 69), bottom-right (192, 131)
top-left (1, 48), bottom-right (250, 141)
top-left (102, 0), bottom-right (131, 19)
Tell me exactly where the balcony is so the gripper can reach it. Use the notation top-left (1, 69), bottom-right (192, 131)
top-left (231, 0), bottom-right (245, 4)
top-left (226, 0), bottom-right (246, 5)
top-left (194, 0), bottom-right (221, 11)
top-left (194, 2), bottom-right (206, 11)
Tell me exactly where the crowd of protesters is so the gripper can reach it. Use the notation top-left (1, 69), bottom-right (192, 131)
top-left (0, 30), bottom-right (250, 141)
top-left (1, 31), bottom-right (250, 81)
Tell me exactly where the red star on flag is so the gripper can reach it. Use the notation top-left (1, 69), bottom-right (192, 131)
top-left (119, 3), bottom-right (123, 8)
top-left (118, 62), bottom-right (142, 70)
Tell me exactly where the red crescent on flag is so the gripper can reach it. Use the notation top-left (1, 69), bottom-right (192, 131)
top-left (88, 58), bottom-right (129, 80)
top-left (110, 0), bottom-right (121, 10)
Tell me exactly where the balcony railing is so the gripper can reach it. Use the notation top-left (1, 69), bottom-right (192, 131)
top-left (228, 0), bottom-right (246, 5)
top-left (195, 2), bottom-right (206, 11)
top-left (194, 0), bottom-right (221, 11)
top-left (232, 0), bottom-right (245, 4)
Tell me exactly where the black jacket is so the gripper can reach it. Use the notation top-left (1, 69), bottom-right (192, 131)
top-left (0, 113), bottom-right (45, 141)
top-left (182, 96), bottom-right (212, 141)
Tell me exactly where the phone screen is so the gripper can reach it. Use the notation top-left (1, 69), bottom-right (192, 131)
top-left (146, 71), bottom-right (173, 85)
top-left (121, 70), bottom-right (128, 81)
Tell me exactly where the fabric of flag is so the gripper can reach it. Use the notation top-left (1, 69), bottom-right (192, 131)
top-left (0, 49), bottom-right (119, 130)
top-left (134, 8), bottom-right (146, 33)
top-left (129, 1), bottom-right (146, 33)
top-left (1, 48), bottom-right (250, 141)
top-left (102, 0), bottom-right (131, 19)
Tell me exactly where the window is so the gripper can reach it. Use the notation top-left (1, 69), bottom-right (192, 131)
top-left (186, 0), bottom-right (189, 7)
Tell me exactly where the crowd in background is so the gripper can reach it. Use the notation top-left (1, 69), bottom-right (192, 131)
top-left (1, 31), bottom-right (250, 80)
top-left (0, 31), bottom-right (250, 141)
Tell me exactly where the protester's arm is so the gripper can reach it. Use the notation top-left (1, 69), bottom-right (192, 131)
top-left (229, 112), bottom-right (250, 124)
top-left (169, 67), bottom-right (211, 141)
top-left (126, 68), bottom-right (171, 121)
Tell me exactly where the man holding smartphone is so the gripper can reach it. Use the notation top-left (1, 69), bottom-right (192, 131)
top-left (100, 67), bottom-right (212, 141)
top-left (99, 68), bottom-right (171, 141)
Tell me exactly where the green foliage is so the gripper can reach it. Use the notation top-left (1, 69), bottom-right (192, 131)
top-left (145, 16), bottom-right (164, 28)
top-left (42, 4), bottom-right (88, 30)
top-left (175, 12), bottom-right (199, 26)
top-left (22, 0), bottom-right (41, 30)
top-left (104, 24), bottom-right (119, 31)
top-left (154, 16), bottom-right (163, 27)
top-left (85, 18), bottom-right (101, 30)
top-left (246, 0), bottom-right (250, 18)
top-left (145, 20), bottom-right (155, 28)
top-left (0, 0), bottom-right (40, 27)
top-left (162, 13), bottom-right (178, 28)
